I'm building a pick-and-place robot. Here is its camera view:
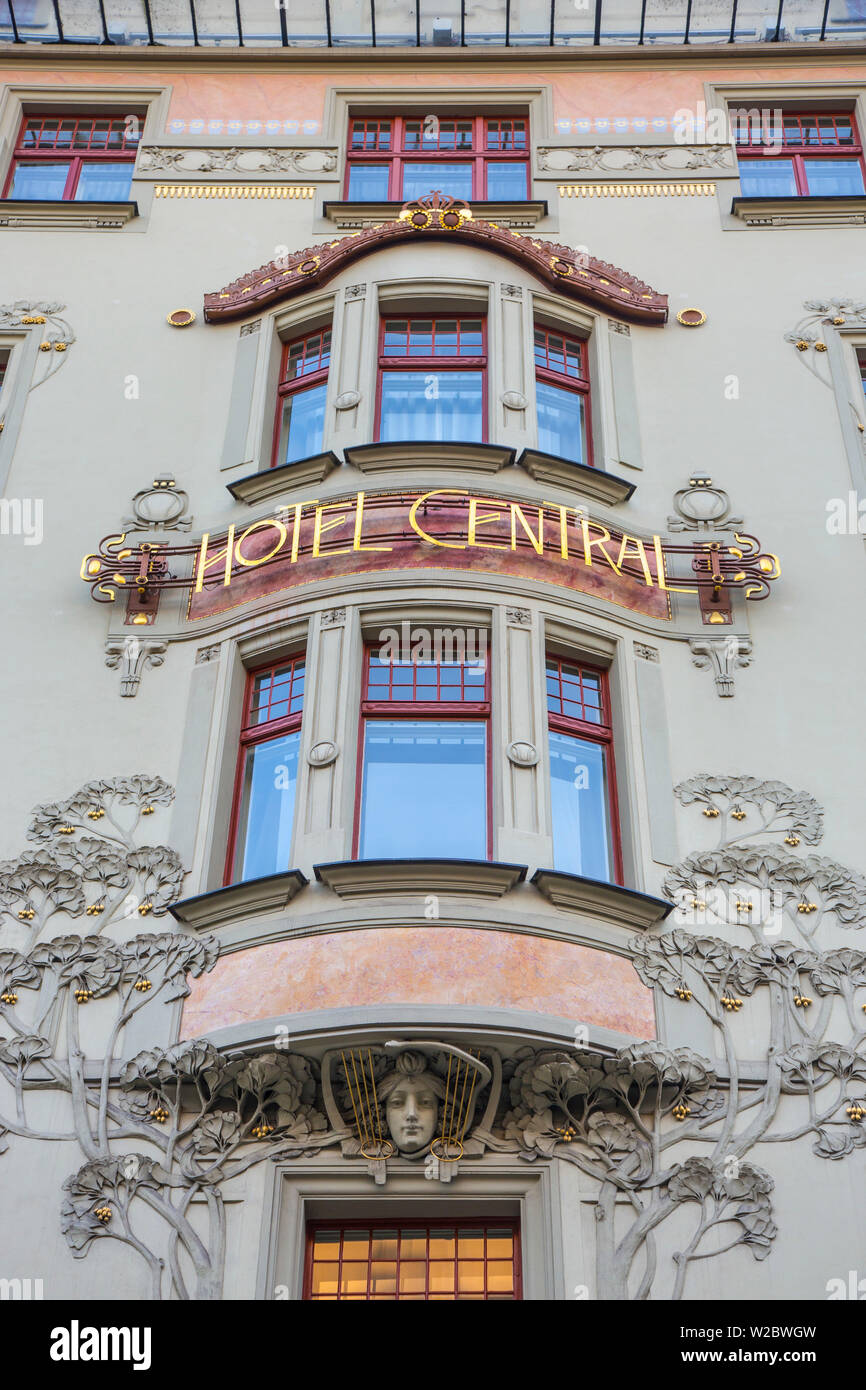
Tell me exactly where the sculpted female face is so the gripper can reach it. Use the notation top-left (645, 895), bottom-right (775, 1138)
top-left (385, 1073), bottom-right (439, 1153)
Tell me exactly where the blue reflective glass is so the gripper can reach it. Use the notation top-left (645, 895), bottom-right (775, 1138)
top-left (234, 731), bottom-right (300, 882)
top-left (359, 719), bottom-right (487, 859)
top-left (803, 159), bottom-right (865, 195)
top-left (485, 161), bottom-right (528, 199)
top-left (549, 731), bottom-right (611, 881)
top-left (76, 162), bottom-right (132, 201)
top-left (279, 382), bottom-right (327, 464)
top-left (347, 164), bottom-right (390, 200)
top-left (535, 380), bottom-right (585, 464)
top-left (8, 162), bottom-right (69, 199)
top-left (401, 163), bottom-right (473, 201)
top-left (737, 158), bottom-right (798, 196)
top-left (379, 371), bottom-right (483, 442)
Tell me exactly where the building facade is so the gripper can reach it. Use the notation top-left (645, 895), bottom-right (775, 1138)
top-left (1, 0), bottom-right (866, 1303)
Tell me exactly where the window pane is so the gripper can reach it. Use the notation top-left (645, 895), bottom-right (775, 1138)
top-left (359, 719), bottom-right (487, 859)
top-left (803, 159), bottom-right (865, 196)
top-left (277, 382), bottom-right (327, 465)
top-left (737, 158), bottom-right (798, 197)
top-left (8, 162), bottom-right (69, 199)
top-left (401, 162), bottom-right (473, 201)
top-left (233, 731), bottom-right (300, 882)
top-left (379, 371), bottom-right (483, 443)
top-left (347, 163), bottom-right (390, 200)
top-left (76, 162), bottom-right (133, 201)
top-left (536, 380), bottom-right (586, 464)
top-left (549, 731), bottom-right (612, 881)
top-left (486, 161), bottom-right (528, 200)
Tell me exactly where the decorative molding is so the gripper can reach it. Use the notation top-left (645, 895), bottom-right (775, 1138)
top-left (505, 607), bottom-right (531, 626)
top-left (169, 869), bottom-right (308, 930)
top-left (689, 636), bottom-right (752, 698)
top-left (124, 475), bottom-right (191, 532)
top-left (153, 185), bottom-right (314, 201)
top-left (307, 740), bottom-right (339, 767)
top-left (227, 451), bottom-right (339, 504)
top-left (531, 869), bottom-right (673, 930)
top-left (501, 390), bottom-right (528, 411)
top-left (319, 608), bottom-right (346, 627)
top-left (673, 774), bottom-right (824, 847)
top-left (0, 201), bottom-right (137, 231)
top-left (323, 199), bottom-right (548, 231)
top-left (517, 448), bottom-right (635, 505)
top-left (501, 284), bottom-right (524, 298)
top-left (668, 474), bottom-right (743, 533)
top-left (609, 319), bottom-right (631, 336)
top-left (733, 196), bottom-right (866, 228)
top-left (313, 858), bottom-right (528, 901)
top-left (104, 638), bottom-right (167, 698)
top-left (136, 146), bottom-right (337, 176)
top-left (343, 284), bottom-right (367, 300)
top-left (343, 441), bottom-right (515, 475)
top-left (784, 298), bottom-right (866, 388)
top-left (335, 390), bottom-right (362, 410)
top-left (0, 301), bottom-right (75, 391)
top-left (239, 319), bottom-right (261, 337)
top-left (195, 646), bottom-right (221, 664)
top-left (204, 196), bottom-right (669, 327)
top-left (633, 642), bottom-right (659, 661)
top-left (506, 740), bottom-right (539, 767)
top-left (538, 144), bottom-right (736, 175)
top-left (558, 182), bottom-right (716, 200)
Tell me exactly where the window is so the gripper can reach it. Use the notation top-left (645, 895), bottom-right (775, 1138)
top-left (4, 114), bottom-right (140, 202)
top-left (534, 325), bottom-right (591, 466)
top-left (305, 1219), bottom-right (520, 1300)
top-left (271, 329), bottom-right (331, 467)
top-left (0, 348), bottom-right (9, 399)
top-left (345, 115), bottom-right (529, 202)
top-left (735, 110), bottom-right (865, 197)
top-left (857, 348), bottom-right (866, 394)
top-left (377, 316), bottom-right (486, 443)
top-left (355, 646), bottom-right (490, 860)
top-left (226, 656), bottom-right (305, 883)
top-left (546, 655), bottom-right (621, 883)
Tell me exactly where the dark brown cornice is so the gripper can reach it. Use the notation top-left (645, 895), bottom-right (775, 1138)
top-left (204, 197), bottom-right (668, 326)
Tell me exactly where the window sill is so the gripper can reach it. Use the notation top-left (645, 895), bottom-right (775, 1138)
top-left (0, 199), bottom-right (138, 230)
top-left (731, 195), bottom-right (866, 228)
top-left (344, 440), bottom-right (515, 475)
top-left (517, 449), bottom-right (635, 504)
top-left (168, 869), bottom-right (309, 930)
top-left (314, 858), bottom-right (527, 901)
top-left (531, 868), bottom-right (672, 930)
top-left (323, 199), bottom-right (549, 230)
top-left (227, 450), bottom-right (339, 504)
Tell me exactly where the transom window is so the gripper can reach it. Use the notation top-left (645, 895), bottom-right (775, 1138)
top-left (305, 1219), bottom-right (520, 1300)
top-left (272, 328), bottom-right (331, 468)
top-left (735, 108), bottom-right (865, 198)
top-left (355, 645), bottom-right (490, 861)
top-left (346, 114), bottom-right (529, 202)
top-left (226, 656), bottom-right (305, 883)
top-left (377, 315), bottom-right (486, 444)
top-left (546, 655), bottom-right (621, 884)
top-left (534, 325), bottom-right (591, 467)
top-left (4, 112), bottom-right (141, 202)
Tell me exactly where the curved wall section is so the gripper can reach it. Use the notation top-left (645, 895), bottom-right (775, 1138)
top-left (181, 926), bottom-right (656, 1037)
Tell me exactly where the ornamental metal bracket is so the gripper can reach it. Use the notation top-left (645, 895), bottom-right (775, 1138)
top-left (688, 635), bottom-right (752, 697)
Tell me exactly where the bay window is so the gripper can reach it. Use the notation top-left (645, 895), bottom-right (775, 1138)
top-left (271, 328), bottom-right (330, 467)
top-left (355, 647), bottom-right (490, 861)
top-left (377, 315), bottom-right (486, 443)
top-left (735, 110), bottom-right (865, 197)
top-left (546, 655), bottom-right (621, 883)
top-left (534, 325), bottom-right (591, 466)
top-left (345, 115), bottom-right (529, 202)
top-left (226, 656), bottom-right (305, 883)
top-left (305, 1219), bottom-right (520, 1300)
top-left (3, 114), bottom-right (140, 201)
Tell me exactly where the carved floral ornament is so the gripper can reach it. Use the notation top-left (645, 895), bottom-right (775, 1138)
top-left (202, 192), bottom-right (669, 327)
top-left (0, 772), bottom-right (862, 1302)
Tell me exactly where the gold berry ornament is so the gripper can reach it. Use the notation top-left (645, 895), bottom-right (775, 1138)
top-left (17, 908), bottom-right (35, 921)
top-left (149, 1107), bottom-right (169, 1124)
top-left (133, 978), bottom-right (152, 993)
top-left (85, 903), bottom-right (105, 916)
top-left (141, 806), bottom-right (155, 815)
top-left (673, 1103), bottom-right (690, 1121)
top-left (94, 1206), bottom-right (112, 1224)
top-left (87, 808), bottom-right (105, 820)
top-left (58, 825), bottom-right (75, 835)
top-left (735, 900), bottom-right (753, 913)
top-left (846, 1102), bottom-right (864, 1122)
top-left (251, 1122), bottom-right (274, 1139)
top-left (731, 805), bottom-right (747, 821)
top-left (784, 834), bottom-right (800, 846)
top-left (137, 901), bottom-right (153, 916)
top-left (794, 994), bottom-right (813, 1008)
top-left (1, 991), bottom-right (18, 1005)
top-left (675, 984), bottom-right (693, 1001)
top-left (74, 987), bottom-right (94, 1004)
top-left (720, 996), bottom-right (743, 1012)
top-left (702, 807), bottom-right (720, 818)
top-left (797, 900), bottom-right (818, 914)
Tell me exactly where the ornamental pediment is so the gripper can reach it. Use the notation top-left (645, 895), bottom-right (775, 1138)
top-left (203, 192), bottom-right (668, 326)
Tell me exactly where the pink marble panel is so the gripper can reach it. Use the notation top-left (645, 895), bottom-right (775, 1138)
top-left (181, 927), bottom-right (655, 1038)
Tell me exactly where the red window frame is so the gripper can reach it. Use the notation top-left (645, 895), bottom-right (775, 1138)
top-left (344, 114), bottom-right (529, 201)
top-left (857, 347), bottom-right (866, 395)
top-left (735, 108), bottom-right (865, 197)
top-left (269, 327), bottom-right (331, 470)
top-left (0, 348), bottom-right (9, 397)
top-left (534, 323), bottom-right (593, 467)
top-left (304, 1217), bottom-right (522, 1300)
top-left (224, 655), bottom-right (306, 885)
top-left (375, 313), bottom-right (488, 444)
top-left (352, 643), bottom-right (493, 860)
top-left (2, 113), bottom-right (141, 201)
top-left (546, 654), bottom-right (623, 884)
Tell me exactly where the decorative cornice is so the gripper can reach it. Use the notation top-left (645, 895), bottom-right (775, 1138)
top-left (530, 869), bottom-right (673, 930)
top-left (343, 441), bottom-right (515, 475)
top-left (538, 144), bottom-right (736, 175)
top-left (517, 448), bottom-right (635, 504)
top-left (323, 199), bottom-right (548, 230)
top-left (314, 859), bottom-right (528, 901)
top-left (732, 195), bottom-right (866, 228)
top-left (204, 198), bottom-right (669, 327)
top-left (169, 870), bottom-right (309, 930)
top-left (136, 145), bottom-right (337, 177)
top-left (227, 451), bottom-right (339, 504)
top-left (0, 200), bottom-right (137, 230)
